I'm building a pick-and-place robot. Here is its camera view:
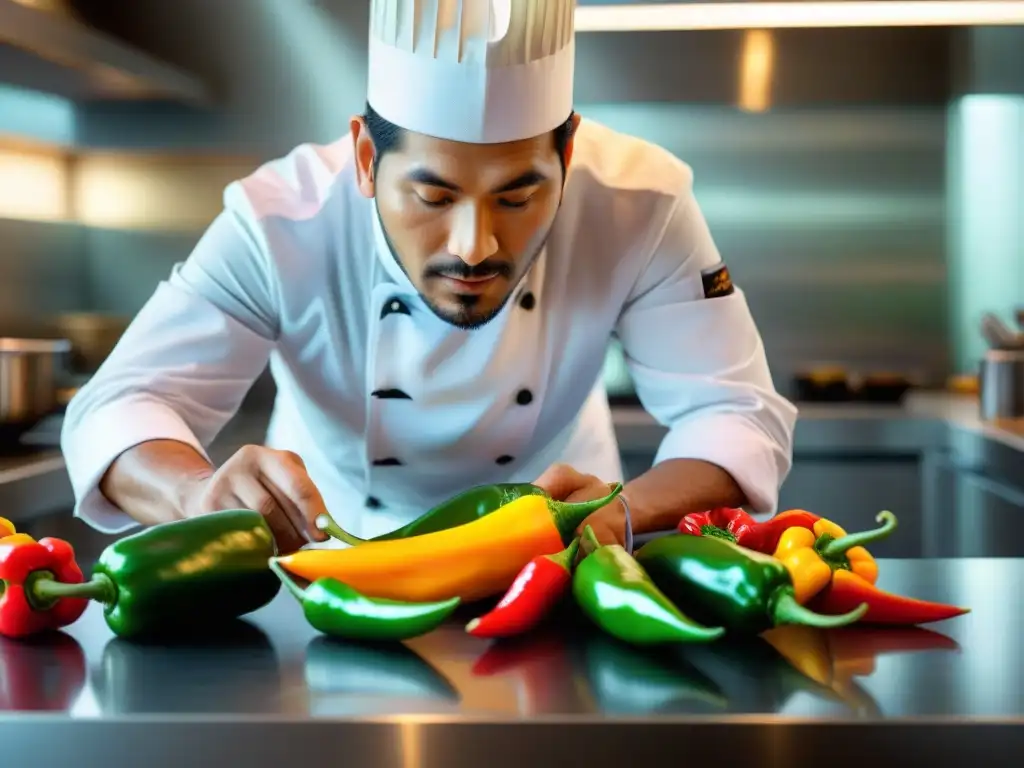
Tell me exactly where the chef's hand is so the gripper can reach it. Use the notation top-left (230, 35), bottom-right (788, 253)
top-left (180, 445), bottom-right (330, 555)
top-left (532, 464), bottom-right (629, 548)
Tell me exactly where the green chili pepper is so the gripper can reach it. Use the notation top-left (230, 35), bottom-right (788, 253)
top-left (269, 559), bottom-right (460, 641)
top-left (370, 483), bottom-right (546, 541)
top-left (571, 526), bottom-right (725, 646)
top-left (633, 533), bottom-right (869, 636)
top-left (38, 509), bottom-right (282, 640)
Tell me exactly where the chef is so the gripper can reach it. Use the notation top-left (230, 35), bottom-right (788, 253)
top-left (60, 0), bottom-right (797, 555)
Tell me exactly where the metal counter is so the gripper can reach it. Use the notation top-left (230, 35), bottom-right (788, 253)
top-left (0, 558), bottom-right (1020, 766)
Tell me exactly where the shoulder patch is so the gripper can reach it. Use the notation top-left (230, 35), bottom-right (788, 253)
top-left (701, 263), bottom-right (735, 299)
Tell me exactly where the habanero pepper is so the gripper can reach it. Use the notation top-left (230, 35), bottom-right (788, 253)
top-left (276, 485), bottom-right (625, 604)
top-left (0, 537), bottom-right (89, 639)
top-left (633, 533), bottom-right (868, 636)
top-left (270, 559), bottom-right (460, 641)
top-left (372, 483), bottom-right (546, 541)
top-left (677, 507), bottom-right (821, 553)
top-left (465, 538), bottom-right (580, 639)
top-left (572, 525), bottom-right (725, 646)
top-left (772, 510), bottom-right (898, 604)
top-left (32, 509), bottom-right (282, 640)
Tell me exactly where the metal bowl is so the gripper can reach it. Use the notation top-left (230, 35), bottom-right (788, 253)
top-left (0, 337), bottom-right (73, 428)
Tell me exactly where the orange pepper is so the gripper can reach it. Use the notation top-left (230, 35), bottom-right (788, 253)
top-left (0, 517), bottom-right (16, 538)
top-left (273, 485), bottom-right (623, 604)
top-left (772, 511), bottom-right (897, 605)
top-left (0, 533), bottom-right (35, 547)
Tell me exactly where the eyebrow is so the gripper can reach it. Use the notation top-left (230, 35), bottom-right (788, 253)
top-left (404, 167), bottom-right (549, 195)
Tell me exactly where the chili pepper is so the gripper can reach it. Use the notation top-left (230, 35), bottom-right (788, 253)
top-left (772, 510), bottom-right (898, 604)
top-left (571, 525), bottom-right (725, 645)
top-left (373, 483), bottom-right (546, 541)
top-left (0, 631), bottom-right (87, 711)
top-left (0, 537), bottom-right (89, 638)
top-left (677, 507), bottom-right (821, 553)
top-left (0, 517), bottom-right (16, 538)
top-left (269, 559), bottom-right (460, 641)
top-left (29, 509), bottom-right (281, 640)
top-left (809, 569), bottom-right (970, 625)
top-left (634, 533), bottom-right (868, 636)
top-left (465, 538), bottom-right (579, 639)
top-left (275, 484), bottom-right (624, 604)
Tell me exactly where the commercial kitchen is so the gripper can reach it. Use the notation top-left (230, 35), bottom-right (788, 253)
top-left (2, 1), bottom-right (1024, 765)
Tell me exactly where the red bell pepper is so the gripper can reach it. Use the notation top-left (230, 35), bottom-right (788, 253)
top-left (465, 538), bottom-right (579, 639)
top-left (0, 537), bottom-right (89, 638)
top-left (678, 507), bottom-right (821, 553)
top-left (809, 569), bottom-right (970, 625)
top-left (0, 631), bottom-right (87, 710)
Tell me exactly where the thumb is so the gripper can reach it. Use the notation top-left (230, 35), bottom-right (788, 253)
top-left (532, 463), bottom-right (586, 501)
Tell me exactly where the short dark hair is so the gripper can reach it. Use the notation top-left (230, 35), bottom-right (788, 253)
top-left (362, 102), bottom-right (577, 175)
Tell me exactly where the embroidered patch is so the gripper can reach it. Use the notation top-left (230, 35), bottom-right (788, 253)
top-left (701, 263), bottom-right (735, 299)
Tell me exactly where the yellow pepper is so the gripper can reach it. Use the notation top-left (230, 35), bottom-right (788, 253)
top-left (0, 533), bottom-right (36, 547)
top-left (0, 517), bottom-right (16, 538)
top-left (772, 511), bottom-right (897, 605)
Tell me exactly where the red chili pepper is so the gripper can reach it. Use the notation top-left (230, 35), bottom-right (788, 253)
top-left (809, 569), bottom-right (970, 625)
top-left (677, 507), bottom-right (821, 553)
top-left (465, 538), bottom-right (579, 639)
top-left (0, 537), bottom-right (89, 639)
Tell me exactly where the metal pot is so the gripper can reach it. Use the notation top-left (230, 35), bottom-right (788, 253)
top-left (0, 337), bottom-right (72, 428)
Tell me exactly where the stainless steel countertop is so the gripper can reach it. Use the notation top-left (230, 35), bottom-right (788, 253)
top-left (0, 557), bottom-right (1020, 766)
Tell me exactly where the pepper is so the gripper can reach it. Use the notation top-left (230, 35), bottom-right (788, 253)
top-left (270, 559), bottom-right (460, 641)
top-left (465, 538), bottom-right (579, 639)
top-left (275, 484), bottom-right (624, 604)
top-left (633, 533), bottom-right (868, 635)
top-left (678, 507), bottom-right (821, 553)
top-left (0, 537), bottom-right (89, 638)
top-left (571, 525), bottom-right (725, 645)
top-left (772, 510), bottom-right (898, 604)
top-left (29, 509), bottom-right (282, 640)
top-left (372, 483), bottom-right (546, 541)
top-left (809, 569), bottom-right (970, 625)
top-left (0, 516), bottom-right (17, 538)
top-left (0, 631), bottom-right (87, 711)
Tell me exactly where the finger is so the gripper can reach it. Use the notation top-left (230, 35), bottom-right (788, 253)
top-left (256, 453), bottom-right (330, 542)
top-left (232, 476), bottom-right (307, 555)
top-left (533, 463), bottom-right (587, 501)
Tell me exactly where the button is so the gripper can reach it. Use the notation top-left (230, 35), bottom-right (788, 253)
top-left (380, 297), bottom-right (412, 319)
top-left (515, 389), bottom-right (533, 406)
top-left (372, 388), bottom-right (412, 400)
top-left (519, 291), bottom-right (536, 310)
top-left (372, 457), bottom-right (404, 466)
top-left (495, 455), bottom-right (515, 465)
top-left (366, 496), bottom-right (384, 509)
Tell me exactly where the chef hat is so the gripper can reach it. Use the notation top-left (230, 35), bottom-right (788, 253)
top-left (366, 0), bottom-right (576, 144)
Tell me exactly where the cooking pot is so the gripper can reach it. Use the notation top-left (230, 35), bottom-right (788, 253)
top-left (0, 337), bottom-right (72, 429)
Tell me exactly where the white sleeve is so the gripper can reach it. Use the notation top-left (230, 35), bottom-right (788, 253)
top-left (615, 175), bottom-right (798, 516)
top-left (61, 202), bottom-right (280, 534)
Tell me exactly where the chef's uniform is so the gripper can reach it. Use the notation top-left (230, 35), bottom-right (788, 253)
top-left (61, 0), bottom-right (798, 544)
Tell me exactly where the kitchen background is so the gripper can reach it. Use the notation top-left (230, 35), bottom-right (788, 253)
top-left (1, 0), bottom-right (1024, 557)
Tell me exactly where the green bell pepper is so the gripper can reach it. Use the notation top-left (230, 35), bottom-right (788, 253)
top-left (269, 559), bottom-right (460, 641)
top-left (633, 533), bottom-right (869, 635)
top-left (38, 509), bottom-right (281, 640)
top-left (572, 526), bottom-right (725, 646)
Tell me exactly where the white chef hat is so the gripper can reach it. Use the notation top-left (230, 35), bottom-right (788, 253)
top-left (366, 0), bottom-right (576, 144)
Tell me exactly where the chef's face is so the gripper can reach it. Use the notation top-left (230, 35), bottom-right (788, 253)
top-left (352, 114), bottom-right (581, 329)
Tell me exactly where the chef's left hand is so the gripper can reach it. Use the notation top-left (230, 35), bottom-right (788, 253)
top-left (532, 464), bottom-right (628, 548)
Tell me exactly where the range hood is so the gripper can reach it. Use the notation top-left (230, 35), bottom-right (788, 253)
top-left (0, 0), bottom-right (212, 106)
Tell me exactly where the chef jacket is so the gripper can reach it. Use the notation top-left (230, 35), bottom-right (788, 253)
top-left (61, 118), bottom-right (798, 543)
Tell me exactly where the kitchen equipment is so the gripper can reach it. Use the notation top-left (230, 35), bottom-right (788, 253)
top-left (979, 348), bottom-right (1024, 420)
top-left (0, 337), bottom-right (72, 431)
top-left (793, 366), bottom-right (852, 402)
top-left (859, 372), bottom-right (915, 403)
top-left (980, 312), bottom-right (1024, 350)
top-left (50, 313), bottom-right (129, 374)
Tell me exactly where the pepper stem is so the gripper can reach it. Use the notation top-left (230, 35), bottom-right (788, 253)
top-left (30, 572), bottom-right (117, 609)
top-left (548, 484), bottom-right (623, 543)
top-left (770, 587), bottom-right (868, 629)
top-left (545, 537), bottom-right (580, 571)
top-left (315, 512), bottom-right (369, 547)
top-left (579, 525), bottom-right (603, 557)
top-left (818, 511), bottom-right (898, 559)
top-left (268, 558), bottom-right (308, 603)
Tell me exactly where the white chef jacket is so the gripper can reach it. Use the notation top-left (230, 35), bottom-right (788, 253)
top-left (61, 118), bottom-right (797, 543)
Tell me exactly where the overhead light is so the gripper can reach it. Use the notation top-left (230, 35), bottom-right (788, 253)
top-left (574, 2), bottom-right (1024, 31)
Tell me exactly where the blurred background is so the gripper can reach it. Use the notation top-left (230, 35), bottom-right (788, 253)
top-left (1, 0), bottom-right (1023, 558)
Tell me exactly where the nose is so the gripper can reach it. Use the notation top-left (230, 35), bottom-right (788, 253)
top-left (447, 202), bottom-right (498, 266)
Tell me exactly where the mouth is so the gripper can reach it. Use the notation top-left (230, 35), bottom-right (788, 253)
top-left (440, 274), bottom-right (501, 294)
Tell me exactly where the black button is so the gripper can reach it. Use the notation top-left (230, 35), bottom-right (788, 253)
top-left (380, 297), bottom-right (412, 319)
top-left (495, 455), bottom-right (515, 465)
top-left (372, 388), bottom-right (412, 400)
top-left (519, 291), bottom-right (536, 310)
top-left (515, 389), bottom-right (533, 406)
top-left (372, 457), bottom-right (404, 466)
top-left (366, 496), bottom-right (384, 509)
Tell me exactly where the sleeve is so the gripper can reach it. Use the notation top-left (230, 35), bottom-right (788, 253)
top-left (615, 176), bottom-right (798, 517)
top-left (60, 197), bottom-right (282, 534)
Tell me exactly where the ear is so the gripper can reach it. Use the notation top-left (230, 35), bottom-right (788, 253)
top-left (562, 113), bottom-right (582, 171)
top-left (350, 116), bottom-right (376, 198)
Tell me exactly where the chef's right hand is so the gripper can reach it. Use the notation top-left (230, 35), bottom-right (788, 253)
top-left (181, 445), bottom-right (330, 554)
